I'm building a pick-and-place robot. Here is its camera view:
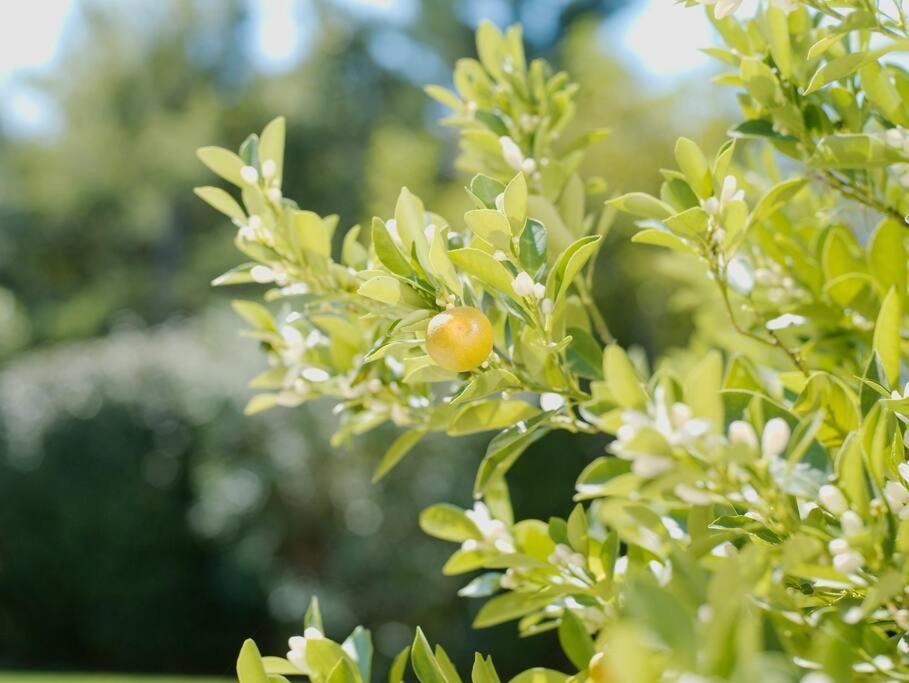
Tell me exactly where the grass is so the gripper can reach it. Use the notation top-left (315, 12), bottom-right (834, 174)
top-left (0, 676), bottom-right (230, 683)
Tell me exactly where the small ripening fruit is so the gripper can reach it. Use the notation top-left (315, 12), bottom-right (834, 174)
top-left (425, 306), bottom-right (493, 372)
top-left (588, 652), bottom-right (614, 683)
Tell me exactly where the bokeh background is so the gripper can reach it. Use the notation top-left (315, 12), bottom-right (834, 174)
top-left (0, 0), bottom-right (734, 679)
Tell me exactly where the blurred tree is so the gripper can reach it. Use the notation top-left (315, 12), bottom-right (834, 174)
top-left (0, 0), bottom-right (628, 346)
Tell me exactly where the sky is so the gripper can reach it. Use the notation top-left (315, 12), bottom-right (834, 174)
top-left (0, 0), bottom-right (715, 135)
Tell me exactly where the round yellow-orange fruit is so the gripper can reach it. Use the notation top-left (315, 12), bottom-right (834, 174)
top-left (425, 306), bottom-right (493, 372)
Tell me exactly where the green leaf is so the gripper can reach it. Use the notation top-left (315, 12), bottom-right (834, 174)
top-left (548, 235), bottom-right (601, 304)
top-left (684, 350), bottom-right (723, 426)
top-left (808, 134), bottom-right (902, 169)
top-left (474, 413), bottom-right (551, 495)
top-left (263, 657), bottom-right (303, 676)
top-left (567, 327), bottom-right (603, 380)
top-left (449, 248), bottom-right (519, 299)
top-left (873, 287), bottom-right (901, 387)
top-left (674, 137), bottom-right (712, 198)
top-left (373, 429), bottom-right (428, 482)
top-left (503, 173), bottom-right (528, 234)
top-left (232, 300), bottom-right (275, 331)
top-left (663, 207), bottom-right (708, 238)
top-left (631, 228), bottom-right (693, 254)
top-left (458, 573), bottom-right (502, 598)
top-left (306, 596), bottom-right (324, 632)
top-left (470, 175), bottom-right (507, 208)
top-left (198, 146), bottom-right (246, 187)
top-left (260, 116), bottom-right (286, 182)
top-left (449, 400), bottom-right (540, 436)
top-left (372, 217), bottom-right (412, 276)
top-left (237, 640), bottom-right (269, 683)
top-left (869, 219), bottom-right (907, 299)
top-left (307, 639), bottom-right (357, 682)
top-left (465, 209), bottom-right (513, 251)
top-left (473, 590), bottom-right (557, 628)
top-left (327, 659), bottom-right (360, 683)
top-left (420, 504), bottom-right (481, 542)
top-left (607, 193), bottom-right (673, 220)
top-left (471, 654), bottom-right (501, 683)
top-left (343, 626), bottom-right (373, 683)
top-left (435, 646), bottom-right (463, 683)
top-left (429, 226), bottom-right (464, 297)
top-left (519, 218), bottom-right (546, 274)
top-left (194, 186), bottom-right (246, 221)
top-left (558, 610), bottom-right (595, 671)
top-left (508, 670), bottom-right (568, 683)
top-left (389, 646), bottom-right (412, 683)
top-left (604, 345), bottom-right (647, 408)
top-left (411, 628), bottom-right (447, 683)
top-left (358, 276), bottom-right (423, 308)
top-left (451, 369), bottom-right (521, 406)
top-left (766, 7), bottom-right (791, 80)
top-left (749, 178), bottom-right (807, 225)
top-left (395, 187), bottom-right (430, 256)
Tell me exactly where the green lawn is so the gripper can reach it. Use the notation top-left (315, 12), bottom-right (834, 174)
top-left (0, 676), bottom-right (229, 683)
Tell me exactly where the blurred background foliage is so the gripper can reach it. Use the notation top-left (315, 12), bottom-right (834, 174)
top-left (0, 0), bottom-right (732, 678)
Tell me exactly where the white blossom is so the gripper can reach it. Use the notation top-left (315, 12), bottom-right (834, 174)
top-left (240, 165), bottom-right (259, 184)
top-left (840, 510), bottom-right (864, 537)
top-left (761, 418), bottom-right (790, 458)
top-left (727, 420), bottom-right (758, 449)
top-left (500, 136), bottom-right (525, 171)
top-left (833, 551), bottom-right (864, 575)
top-left (267, 187), bottom-right (282, 203)
top-left (512, 272), bottom-right (536, 297)
top-left (287, 627), bottom-right (324, 674)
top-left (726, 257), bottom-right (754, 294)
top-left (818, 484), bottom-right (849, 516)
top-left (766, 313), bottom-right (807, 330)
top-left (250, 265), bottom-right (276, 284)
top-left (540, 393), bottom-right (565, 411)
top-left (262, 159), bottom-right (276, 180)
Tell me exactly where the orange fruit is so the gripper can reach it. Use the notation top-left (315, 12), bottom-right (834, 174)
top-left (426, 306), bottom-right (493, 372)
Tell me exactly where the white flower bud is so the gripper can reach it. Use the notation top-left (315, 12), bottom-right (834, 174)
top-left (827, 538), bottom-right (849, 555)
top-left (540, 393), bottom-right (564, 411)
top-left (493, 250), bottom-right (507, 261)
top-left (531, 282), bottom-right (546, 300)
top-left (761, 418), bottom-right (790, 458)
top-left (521, 158), bottom-right (536, 174)
top-left (702, 197), bottom-right (720, 215)
top-left (884, 480), bottom-right (909, 511)
top-left (832, 551), bottom-right (863, 575)
top-left (267, 187), bottom-right (282, 203)
top-left (262, 159), bottom-right (277, 179)
top-left (250, 265), bottom-right (276, 283)
top-left (728, 420), bottom-right (758, 449)
top-left (886, 128), bottom-right (905, 148)
top-left (499, 136), bottom-right (524, 171)
top-left (632, 454), bottom-right (674, 478)
top-left (240, 165), bottom-right (259, 184)
top-left (512, 272), bottom-right (535, 297)
top-left (248, 214), bottom-right (263, 231)
top-left (896, 609), bottom-right (909, 630)
top-left (541, 298), bottom-right (553, 314)
top-left (840, 510), bottom-right (864, 537)
top-left (727, 258), bottom-right (754, 294)
top-left (818, 485), bottom-right (849, 516)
